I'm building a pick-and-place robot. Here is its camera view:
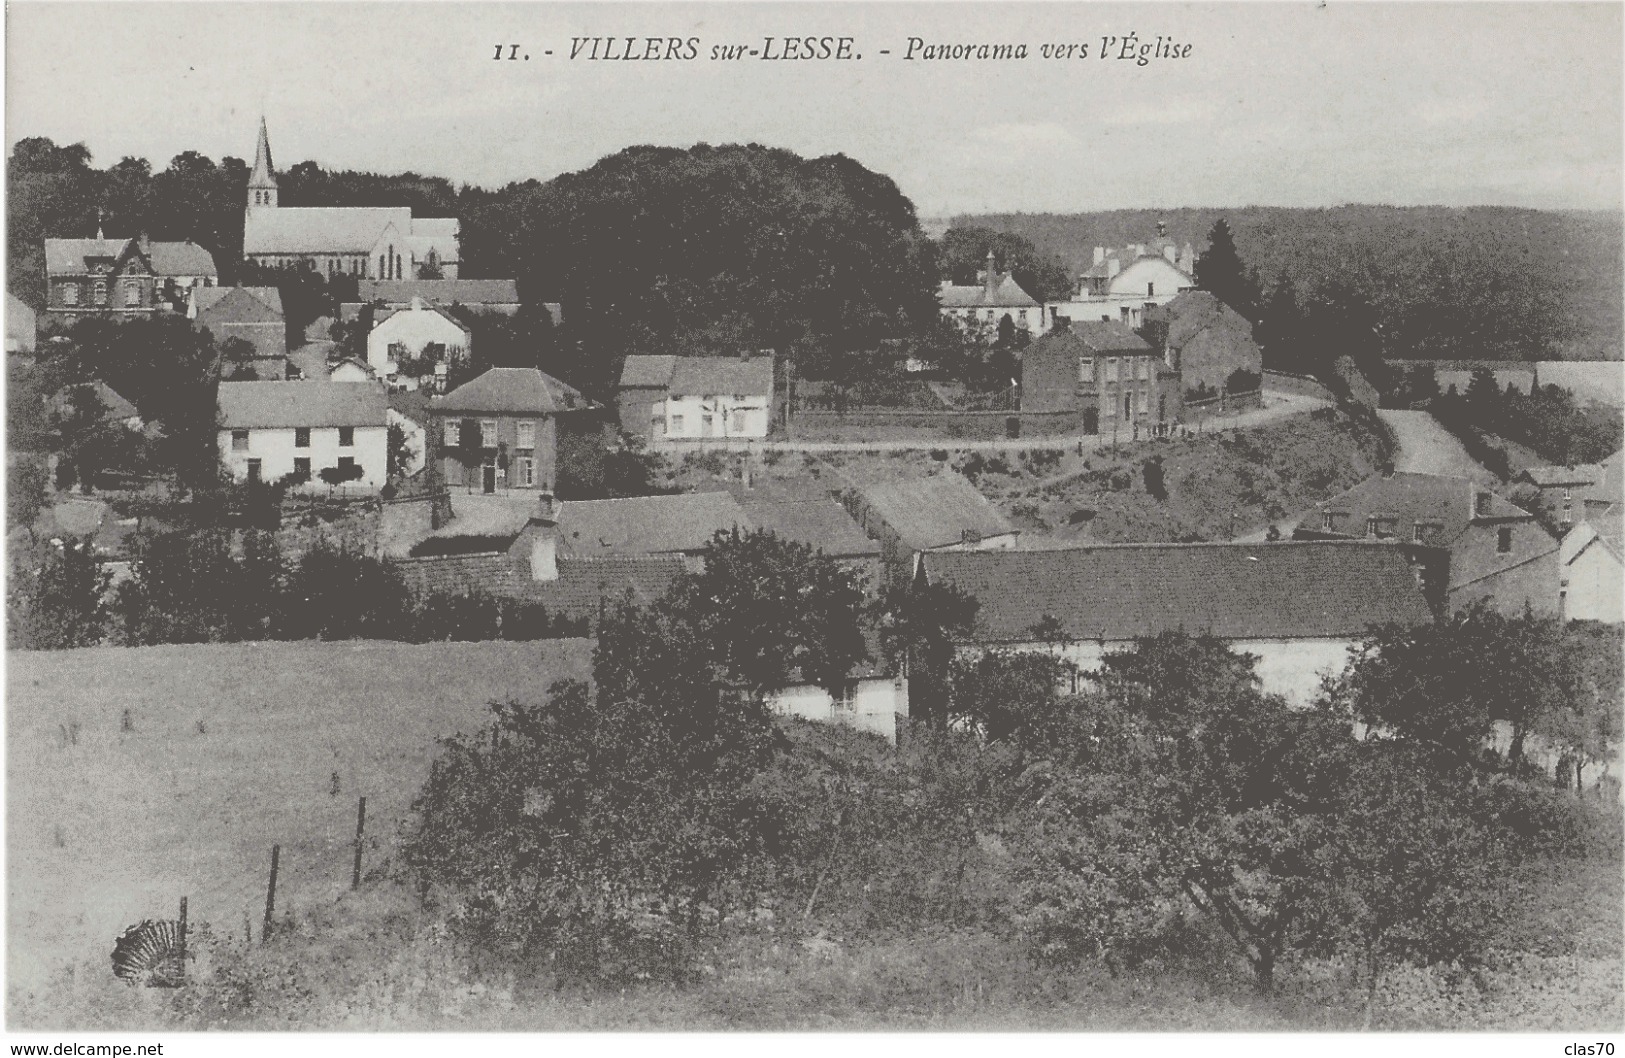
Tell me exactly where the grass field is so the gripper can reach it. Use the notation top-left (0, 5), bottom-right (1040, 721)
top-left (6, 639), bottom-right (593, 1022)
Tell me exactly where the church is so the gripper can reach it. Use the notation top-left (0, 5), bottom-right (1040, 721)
top-left (242, 119), bottom-right (461, 279)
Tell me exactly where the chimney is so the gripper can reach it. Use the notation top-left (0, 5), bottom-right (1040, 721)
top-left (1380, 461), bottom-right (1394, 479)
top-left (1156, 219), bottom-right (1168, 239)
top-left (528, 530), bottom-right (558, 583)
top-left (1474, 490), bottom-right (1492, 518)
top-left (1107, 258), bottom-right (1121, 279)
top-left (531, 491), bottom-right (556, 525)
top-left (1163, 245), bottom-right (1177, 263)
top-left (984, 250), bottom-right (998, 298)
top-left (1092, 247), bottom-right (1105, 266)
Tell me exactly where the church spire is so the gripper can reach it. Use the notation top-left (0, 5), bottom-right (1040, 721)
top-left (248, 117), bottom-right (278, 209)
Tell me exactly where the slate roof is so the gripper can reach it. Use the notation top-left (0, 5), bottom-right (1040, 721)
top-left (1520, 464), bottom-right (1603, 489)
top-left (356, 279), bottom-right (518, 305)
top-left (286, 344), bottom-right (336, 381)
top-left (45, 237), bottom-right (217, 277)
top-left (1067, 320), bottom-right (1154, 354)
top-left (743, 500), bottom-right (881, 559)
top-left (553, 492), bottom-right (750, 558)
top-left (937, 274), bottom-right (1040, 309)
top-left (244, 207), bottom-right (412, 255)
top-left (920, 542), bottom-right (1435, 642)
top-left (1147, 290), bottom-right (1253, 348)
top-left (193, 286), bottom-right (284, 320)
top-left (620, 354), bottom-right (679, 388)
top-left (431, 368), bottom-right (594, 415)
top-left (670, 356), bottom-right (774, 397)
top-left (1312, 472), bottom-right (1533, 539)
top-left (853, 474), bottom-right (1019, 551)
top-left (217, 380), bottom-right (387, 429)
top-left (392, 552), bottom-right (686, 621)
top-left (1081, 243), bottom-right (1190, 281)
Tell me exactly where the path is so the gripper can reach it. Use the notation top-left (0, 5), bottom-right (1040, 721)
top-left (659, 389), bottom-right (1332, 456)
top-left (1378, 409), bottom-right (1497, 482)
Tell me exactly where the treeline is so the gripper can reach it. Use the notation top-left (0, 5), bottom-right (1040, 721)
top-left (1425, 369), bottom-right (1624, 468)
top-left (6, 534), bottom-right (585, 651)
top-left (961, 205), bottom-right (1622, 361)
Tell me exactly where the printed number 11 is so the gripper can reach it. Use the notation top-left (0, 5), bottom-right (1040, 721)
top-left (493, 44), bottom-right (523, 60)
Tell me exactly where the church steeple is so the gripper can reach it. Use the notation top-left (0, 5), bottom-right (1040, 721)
top-left (248, 117), bottom-right (278, 209)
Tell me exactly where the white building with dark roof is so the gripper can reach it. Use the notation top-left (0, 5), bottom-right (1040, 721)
top-left (242, 118), bottom-right (459, 279)
top-left (919, 541), bottom-right (1437, 706)
top-left (1048, 222), bottom-right (1196, 331)
top-left (617, 354), bottom-right (775, 440)
top-left (217, 380), bottom-right (389, 491)
top-left (937, 250), bottom-right (1047, 340)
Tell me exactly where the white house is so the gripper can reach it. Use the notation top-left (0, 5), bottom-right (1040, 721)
top-left (767, 663), bottom-right (908, 743)
top-left (1048, 223), bottom-right (1196, 331)
top-left (917, 541), bottom-right (1438, 707)
top-left (1560, 519), bottom-right (1623, 623)
top-left (217, 381), bottom-right (389, 491)
top-left (365, 296), bottom-right (471, 385)
top-left (618, 355), bottom-right (775, 441)
top-left (937, 250), bottom-right (1048, 340)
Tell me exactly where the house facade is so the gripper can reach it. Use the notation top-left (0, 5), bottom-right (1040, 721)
top-left (1047, 223), bottom-right (1195, 331)
top-left (918, 541), bottom-right (1437, 707)
top-left (1295, 470), bottom-right (1560, 617)
top-left (1142, 289), bottom-right (1263, 398)
top-left (1559, 520), bottom-right (1622, 623)
top-left (937, 251), bottom-right (1048, 341)
top-left (217, 381), bottom-right (389, 491)
top-left (365, 296), bottom-right (471, 385)
top-left (242, 119), bottom-right (459, 279)
top-left (1020, 318), bottom-right (1182, 429)
top-left (618, 354), bottom-right (775, 441)
top-left (428, 367), bottom-right (597, 494)
top-left (44, 234), bottom-right (218, 321)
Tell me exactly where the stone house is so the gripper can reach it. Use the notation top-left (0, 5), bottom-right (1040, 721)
top-left (44, 233), bottom-right (217, 321)
top-left (1142, 289), bottom-right (1263, 399)
top-left (428, 367), bottom-right (598, 495)
top-left (217, 381), bottom-right (389, 491)
top-left (937, 250), bottom-right (1048, 341)
top-left (618, 354), bottom-right (775, 440)
top-left (917, 541), bottom-right (1437, 707)
top-left (1295, 470), bottom-right (1560, 617)
top-left (1020, 318), bottom-right (1182, 430)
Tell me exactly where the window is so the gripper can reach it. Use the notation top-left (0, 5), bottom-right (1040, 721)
top-left (1105, 358), bottom-right (1119, 382)
top-left (1366, 516), bottom-right (1380, 538)
top-left (518, 457), bottom-right (535, 487)
top-left (295, 427), bottom-right (311, 449)
top-left (1018, 309), bottom-right (1028, 325)
top-left (93, 280), bottom-right (107, 306)
top-left (1137, 388), bottom-right (1150, 414)
top-left (1077, 357), bottom-right (1094, 383)
top-left (1497, 526), bottom-right (1513, 553)
top-left (246, 459), bottom-right (262, 484)
top-left (516, 420), bottom-right (535, 449)
top-left (671, 414), bottom-right (685, 433)
top-left (479, 420), bottom-right (496, 447)
top-left (1147, 282), bottom-right (1155, 296)
top-left (294, 457), bottom-right (311, 479)
top-left (62, 283), bottom-right (79, 306)
top-left (1413, 523), bottom-right (1426, 543)
top-left (1322, 511), bottom-right (1336, 531)
top-left (338, 456), bottom-right (356, 474)
top-left (443, 420), bottom-right (460, 447)
top-left (1120, 306), bottom-right (1131, 321)
top-left (231, 430), bottom-right (249, 452)
top-left (124, 280), bottom-right (140, 307)
top-left (1137, 358), bottom-right (1149, 381)
top-left (338, 426), bottom-right (355, 448)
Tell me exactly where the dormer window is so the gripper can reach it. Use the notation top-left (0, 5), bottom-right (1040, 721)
top-left (1322, 511), bottom-right (1336, 531)
top-left (1366, 516), bottom-right (1380, 538)
top-left (1475, 491), bottom-right (1492, 517)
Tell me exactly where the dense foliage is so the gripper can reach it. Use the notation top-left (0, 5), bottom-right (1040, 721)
top-left (1430, 375), bottom-right (1623, 467)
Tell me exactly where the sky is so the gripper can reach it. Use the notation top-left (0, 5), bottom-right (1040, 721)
top-left (5, 2), bottom-right (1622, 217)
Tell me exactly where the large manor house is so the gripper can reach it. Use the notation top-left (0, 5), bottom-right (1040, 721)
top-left (243, 120), bottom-right (460, 280)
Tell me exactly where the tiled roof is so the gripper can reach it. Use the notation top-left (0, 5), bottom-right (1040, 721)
top-left (431, 368), bottom-right (594, 415)
top-left (286, 344), bottom-right (335, 381)
top-left (743, 500), bottom-right (880, 559)
top-left (244, 207), bottom-right (411, 255)
top-left (356, 279), bottom-right (517, 305)
top-left (1311, 472), bottom-right (1532, 543)
top-left (921, 542), bottom-right (1435, 642)
top-left (217, 380), bottom-right (387, 429)
top-left (194, 286), bottom-right (284, 320)
top-left (147, 241), bottom-right (219, 276)
top-left (1521, 464), bottom-right (1603, 488)
top-left (669, 356), bottom-right (774, 398)
top-left (937, 274), bottom-right (1040, 309)
top-left (1066, 320), bottom-right (1154, 354)
top-left (553, 492), bottom-right (750, 558)
top-left (393, 552), bottom-right (686, 621)
top-left (619, 354), bottom-right (678, 388)
top-left (212, 322), bottom-right (288, 362)
top-left (853, 474), bottom-right (1018, 551)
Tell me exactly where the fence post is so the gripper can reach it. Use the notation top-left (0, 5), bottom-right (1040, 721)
top-left (177, 896), bottom-right (188, 985)
top-left (262, 844), bottom-right (280, 943)
top-left (351, 796), bottom-right (367, 890)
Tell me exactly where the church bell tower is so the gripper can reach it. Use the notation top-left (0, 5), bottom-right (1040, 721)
top-left (247, 117), bottom-right (278, 210)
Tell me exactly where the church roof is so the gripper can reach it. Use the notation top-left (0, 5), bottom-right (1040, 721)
top-left (244, 207), bottom-right (413, 255)
top-left (250, 116), bottom-right (277, 188)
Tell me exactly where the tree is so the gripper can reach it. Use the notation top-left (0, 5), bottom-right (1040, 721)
top-left (935, 227), bottom-right (1074, 302)
top-left (387, 422), bottom-right (416, 482)
top-left (9, 538), bottom-right (110, 650)
top-left (1142, 456), bottom-right (1167, 501)
top-left (872, 578), bottom-right (980, 729)
top-left (8, 461), bottom-right (51, 542)
top-left (948, 648), bottom-right (1074, 748)
top-left (659, 528), bottom-right (869, 701)
top-left (1194, 220), bottom-right (1261, 321)
top-left (318, 461), bottom-right (367, 492)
